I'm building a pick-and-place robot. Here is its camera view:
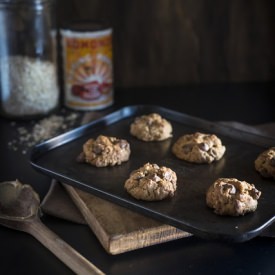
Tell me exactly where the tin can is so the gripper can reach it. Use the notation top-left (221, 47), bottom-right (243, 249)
top-left (61, 22), bottom-right (113, 110)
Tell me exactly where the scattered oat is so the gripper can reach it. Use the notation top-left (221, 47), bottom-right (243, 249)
top-left (8, 110), bottom-right (81, 154)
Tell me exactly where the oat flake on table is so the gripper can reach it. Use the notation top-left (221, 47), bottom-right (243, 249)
top-left (8, 111), bottom-right (81, 154)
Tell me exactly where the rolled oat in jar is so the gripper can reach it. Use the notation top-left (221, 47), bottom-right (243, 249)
top-left (61, 22), bottom-right (113, 110)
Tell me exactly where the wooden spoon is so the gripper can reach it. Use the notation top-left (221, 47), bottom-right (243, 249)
top-left (0, 180), bottom-right (104, 275)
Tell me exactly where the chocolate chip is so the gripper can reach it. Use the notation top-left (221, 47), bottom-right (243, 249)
top-left (260, 168), bottom-right (270, 177)
top-left (182, 144), bottom-right (193, 153)
top-left (209, 148), bottom-right (217, 157)
top-left (119, 140), bottom-right (128, 149)
top-left (92, 144), bottom-right (103, 154)
top-left (76, 152), bottom-right (85, 163)
top-left (199, 142), bottom-right (209, 151)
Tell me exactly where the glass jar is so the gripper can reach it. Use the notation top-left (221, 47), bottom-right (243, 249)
top-left (0, 0), bottom-right (59, 119)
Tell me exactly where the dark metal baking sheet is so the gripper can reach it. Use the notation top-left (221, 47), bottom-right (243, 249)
top-left (30, 105), bottom-right (275, 242)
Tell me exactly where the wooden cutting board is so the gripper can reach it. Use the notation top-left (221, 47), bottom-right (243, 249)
top-left (63, 184), bottom-right (191, 255)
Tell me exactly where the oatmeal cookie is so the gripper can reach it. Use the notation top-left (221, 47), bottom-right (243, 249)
top-left (172, 132), bottom-right (226, 164)
top-left (124, 163), bottom-right (177, 201)
top-left (255, 147), bottom-right (275, 180)
top-left (130, 113), bottom-right (172, 141)
top-left (77, 135), bottom-right (131, 167)
top-left (206, 178), bottom-right (261, 216)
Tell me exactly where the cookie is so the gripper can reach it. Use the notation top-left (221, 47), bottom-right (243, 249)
top-left (130, 113), bottom-right (172, 141)
top-left (255, 147), bottom-right (275, 180)
top-left (172, 132), bottom-right (226, 164)
top-left (124, 162), bottom-right (177, 201)
top-left (206, 178), bottom-right (261, 216)
top-left (77, 135), bottom-right (131, 167)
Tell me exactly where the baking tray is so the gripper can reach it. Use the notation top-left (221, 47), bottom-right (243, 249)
top-left (30, 105), bottom-right (275, 242)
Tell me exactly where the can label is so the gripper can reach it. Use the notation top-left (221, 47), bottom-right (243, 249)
top-left (61, 28), bottom-right (113, 110)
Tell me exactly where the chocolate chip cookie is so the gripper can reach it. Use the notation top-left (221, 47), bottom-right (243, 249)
top-left (172, 132), bottom-right (226, 164)
top-left (206, 178), bottom-right (261, 216)
top-left (255, 147), bottom-right (275, 180)
top-left (130, 113), bottom-right (173, 141)
top-left (77, 135), bottom-right (131, 167)
top-left (124, 162), bottom-right (177, 201)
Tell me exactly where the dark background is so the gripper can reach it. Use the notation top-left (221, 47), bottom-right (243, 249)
top-left (56, 0), bottom-right (275, 88)
top-left (1, 1), bottom-right (275, 274)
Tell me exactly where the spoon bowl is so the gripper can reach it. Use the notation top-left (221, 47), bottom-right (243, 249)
top-left (0, 180), bottom-right (104, 275)
top-left (0, 180), bottom-right (39, 224)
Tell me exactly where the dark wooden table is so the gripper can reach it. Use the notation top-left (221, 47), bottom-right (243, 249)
top-left (0, 82), bottom-right (275, 275)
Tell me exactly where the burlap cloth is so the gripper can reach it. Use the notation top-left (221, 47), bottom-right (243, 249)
top-left (40, 112), bottom-right (275, 238)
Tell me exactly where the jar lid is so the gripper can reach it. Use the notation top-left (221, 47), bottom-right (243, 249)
top-left (61, 20), bottom-right (110, 32)
top-left (0, 0), bottom-right (53, 9)
top-left (0, 0), bottom-right (52, 4)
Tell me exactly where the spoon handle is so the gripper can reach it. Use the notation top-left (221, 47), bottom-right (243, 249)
top-left (27, 217), bottom-right (105, 275)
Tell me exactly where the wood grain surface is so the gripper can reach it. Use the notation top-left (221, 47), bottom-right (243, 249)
top-left (56, 0), bottom-right (275, 87)
top-left (63, 184), bottom-right (191, 255)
